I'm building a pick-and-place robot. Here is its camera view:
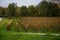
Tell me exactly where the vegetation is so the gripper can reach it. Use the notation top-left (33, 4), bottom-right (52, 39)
top-left (0, 31), bottom-right (60, 40)
top-left (0, 1), bottom-right (60, 17)
top-left (0, 18), bottom-right (60, 33)
top-left (0, 0), bottom-right (60, 40)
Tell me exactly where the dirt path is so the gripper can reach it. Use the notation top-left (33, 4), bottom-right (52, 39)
top-left (19, 33), bottom-right (60, 36)
top-left (0, 18), bottom-right (2, 21)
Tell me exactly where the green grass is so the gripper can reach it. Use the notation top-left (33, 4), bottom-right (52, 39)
top-left (0, 18), bottom-right (10, 31)
top-left (0, 31), bottom-right (60, 40)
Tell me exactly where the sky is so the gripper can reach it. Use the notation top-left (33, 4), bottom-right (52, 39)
top-left (0, 0), bottom-right (42, 7)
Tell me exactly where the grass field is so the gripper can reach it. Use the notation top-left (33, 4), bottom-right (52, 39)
top-left (0, 31), bottom-right (60, 40)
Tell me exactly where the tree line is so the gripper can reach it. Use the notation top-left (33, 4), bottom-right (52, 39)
top-left (0, 1), bottom-right (60, 17)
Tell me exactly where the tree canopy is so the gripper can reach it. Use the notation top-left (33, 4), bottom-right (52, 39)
top-left (0, 1), bottom-right (60, 17)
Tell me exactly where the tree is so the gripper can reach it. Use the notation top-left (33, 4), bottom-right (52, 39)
top-left (2, 9), bottom-right (6, 17)
top-left (28, 5), bottom-right (36, 16)
top-left (15, 6), bottom-right (20, 17)
top-left (46, 2), bottom-right (59, 17)
top-left (37, 0), bottom-right (60, 17)
top-left (37, 1), bottom-right (48, 16)
top-left (0, 7), bottom-right (3, 17)
top-left (20, 6), bottom-right (28, 16)
top-left (8, 3), bottom-right (17, 17)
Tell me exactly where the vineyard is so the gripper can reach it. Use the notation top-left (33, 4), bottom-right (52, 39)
top-left (0, 17), bottom-right (60, 33)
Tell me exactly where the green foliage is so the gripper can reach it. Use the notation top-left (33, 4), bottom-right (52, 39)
top-left (37, 1), bottom-right (60, 17)
top-left (20, 6), bottom-right (28, 16)
top-left (28, 5), bottom-right (37, 16)
top-left (8, 3), bottom-right (17, 17)
top-left (2, 9), bottom-right (6, 17)
top-left (46, 2), bottom-right (59, 17)
top-left (0, 1), bottom-right (60, 17)
top-left (37, 1), bottom-right (48, 16)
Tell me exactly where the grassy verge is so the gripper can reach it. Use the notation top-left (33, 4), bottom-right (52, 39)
top-left (0, 31), bottom-right (60, 40)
